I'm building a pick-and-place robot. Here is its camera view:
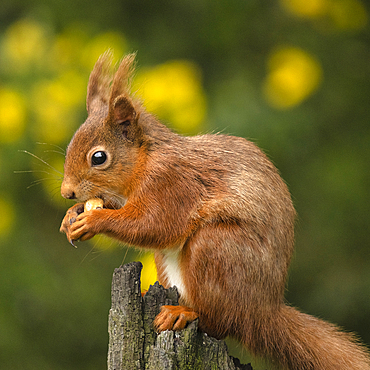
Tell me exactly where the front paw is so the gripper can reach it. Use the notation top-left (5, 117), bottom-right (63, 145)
top-left (60, 203), bottom-right (85, 246)
top-left (68, 209), bottom-right (108, 243)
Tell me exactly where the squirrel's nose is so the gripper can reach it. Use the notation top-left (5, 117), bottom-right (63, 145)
top-left (61, 181), bottom-right (76, 200)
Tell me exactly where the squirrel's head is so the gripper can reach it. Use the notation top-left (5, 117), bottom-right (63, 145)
top-left (61, 52), bottom-right (145, 208)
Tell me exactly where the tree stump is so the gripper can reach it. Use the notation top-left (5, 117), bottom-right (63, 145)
top-left (107, 261), bottom-right (253, 370)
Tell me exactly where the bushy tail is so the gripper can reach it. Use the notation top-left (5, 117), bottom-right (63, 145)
top-left (245, 305), bottom-right (370, 370)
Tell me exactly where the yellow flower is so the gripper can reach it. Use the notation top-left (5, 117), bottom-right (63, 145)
top-left (135, 61), bottom-right (207, 134)
top-left (50, 25), bottom-right (90, 71)
top-left (80, 32), bottom-right (127, 70)
top-left (280, 0), bottom-right (328, 18)
top-left (31, 71), bottom-right (86, 144)
top-left (0, 88), bottom-right (26, 143)
top-left (2, 18), bottom-right (49, 72)
top-left (263, 47), bottom-right (322, 109)
top-left (280, 0), bottom-right (368, 31)
top-left (138, 252), bottom-right (158, 291)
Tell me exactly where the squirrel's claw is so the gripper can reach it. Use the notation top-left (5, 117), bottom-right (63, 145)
top-left (69, 239), bottom-right (77, 248)
top-left (60, 202), bottom-right (86, 247)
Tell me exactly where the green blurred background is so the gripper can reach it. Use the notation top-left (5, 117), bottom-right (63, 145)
top-left (0, 0), bottom-right (369, 368)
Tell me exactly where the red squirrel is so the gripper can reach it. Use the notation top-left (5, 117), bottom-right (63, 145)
top-left (60, 52), bottom-right (370, 369)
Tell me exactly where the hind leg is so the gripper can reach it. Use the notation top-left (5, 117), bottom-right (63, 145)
top-left (154, 305), bottom-right (199, 331)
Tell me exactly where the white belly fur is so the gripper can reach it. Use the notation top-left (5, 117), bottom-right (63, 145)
top-left (161, 248), bottom-right (186, 299)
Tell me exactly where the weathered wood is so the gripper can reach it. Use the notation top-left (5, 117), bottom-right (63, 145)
top-left (107, 262), bottom-right (144, 370)
top-left (107, 262), bottom-right (253, 370)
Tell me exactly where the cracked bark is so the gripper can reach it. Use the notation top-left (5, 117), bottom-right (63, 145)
top-left (107, 262), bottom-right (253, 370)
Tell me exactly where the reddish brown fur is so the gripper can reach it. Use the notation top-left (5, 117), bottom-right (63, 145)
top-left (60, 53), bottom-right (370, 369)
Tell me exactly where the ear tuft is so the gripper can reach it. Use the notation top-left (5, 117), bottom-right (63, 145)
top-left (86, 50), bottom-right (114, 114)
top-left (109, 53), bottom-right (137, 106)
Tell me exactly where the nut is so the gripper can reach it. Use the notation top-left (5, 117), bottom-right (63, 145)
top-left (85, 198), bottom-right (104, 211)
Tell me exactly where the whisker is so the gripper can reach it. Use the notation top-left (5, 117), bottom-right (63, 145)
top-left (80, 244), bottom-right (97, 264)
top-left (36, 142), bottom-right (66, 155)
top-left (43, 149), bottom-right (66, 156)
top-left (49, 184), bottom-right (64, 197)
top-left (85, 243), bottom-right (107, 262)
top-left (26, 178), bottom-right (61, 189)
top-left (14, 169), bottom-right (62, 178)
top-left (121, 246), bottom-right (129, 266)
top-left (19, 150), bottom-right (63, 176)
top-left (88, 252), bottom-right (104, 262)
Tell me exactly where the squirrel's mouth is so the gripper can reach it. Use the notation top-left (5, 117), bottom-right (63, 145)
top-left (79, 194), bottom-right (126, 211)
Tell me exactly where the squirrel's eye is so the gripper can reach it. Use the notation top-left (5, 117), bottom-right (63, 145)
top-left (91, 151), bottom-right (107, 166)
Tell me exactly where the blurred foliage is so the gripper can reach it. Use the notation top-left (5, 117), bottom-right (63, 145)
top-left (0, 0), bottom-right (369, 369)
top-left (134, 60), bottom-right (207, 134)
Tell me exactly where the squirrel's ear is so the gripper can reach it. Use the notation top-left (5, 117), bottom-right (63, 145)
top-left (111, 95), bottom-right (142, 142)
top-left (113, 95), bottom-right (136, 124)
